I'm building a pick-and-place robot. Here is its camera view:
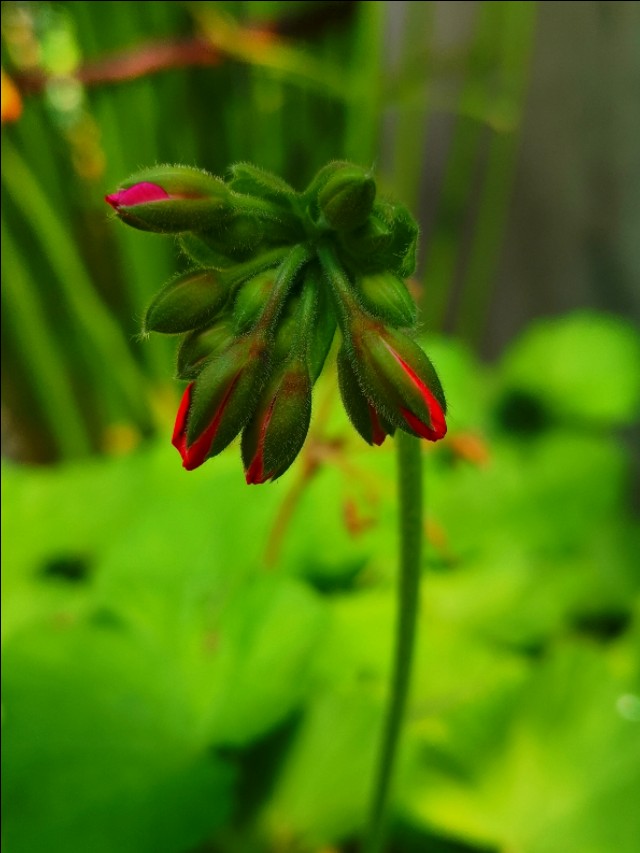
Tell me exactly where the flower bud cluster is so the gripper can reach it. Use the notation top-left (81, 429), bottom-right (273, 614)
top-left (106, 161), bottom-right (447, 483)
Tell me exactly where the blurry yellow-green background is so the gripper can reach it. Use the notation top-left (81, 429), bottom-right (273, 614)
top-left (2, 3), bottom-right (639, 852)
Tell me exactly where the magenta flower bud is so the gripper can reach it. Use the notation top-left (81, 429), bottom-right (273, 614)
top-left (172, 332), bottom-right (271, 470)
top-left (241, 357), bottom-right (312, 484)
top-left (349, 323), bottom-right (447, 442)
top-left (337, 348), bottom-right (395, 446)
top-left (105, 166), bottom-right (229, 233)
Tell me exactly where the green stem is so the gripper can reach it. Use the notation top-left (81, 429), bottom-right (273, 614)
top-left (364, 430), bottom-right (423, 853)
top-left (256, 243), bottom-right (313, 331)
top-left (220, 245), bottom-right (291, 288)
top-left (315, 242), bottom-right (361, 332)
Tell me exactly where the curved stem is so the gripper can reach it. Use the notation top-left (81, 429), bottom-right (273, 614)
top-left (364, 430), bottom-right (423, 853)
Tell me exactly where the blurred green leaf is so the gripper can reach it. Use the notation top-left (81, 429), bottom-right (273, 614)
top-left (422, 336), bottom-right (491, 434)
top-left (498, 312), bottom-right (640, 427)
top-left (261, 687), bottom-right (382, 847)
top-left (404, 643), bottom-right (640, 853)
top-left (2, 624), bottom-right (236, 853)
top-left (430, 431), bottom-right (629, 559)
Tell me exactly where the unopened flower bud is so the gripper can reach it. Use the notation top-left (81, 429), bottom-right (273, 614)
top-left (232, 269), bottom-right (277, 334)
top-left (272, 307), bottom-right (299, 364)
top-left (317, 164), bottom-right (376, 231)
top-left (349, 324), bottom-right (447, 441)
top-left (340, 215), bottom-right (392, 265)
top-left (356, 271), bottom-right (417, 328)
top-left (241, 357), bottom-right (312, 484)
top-left (381, 201), bottom-right (419, 278)
top-left (307, 268), bottom-right (337, 380)
top-left (105, 166), bottom-right (229, 233)
top-left (337, 348), bottom-right (394, 446)
top-left (176, 318), bottom-right (235, 379)
top-left (144, 269), bottom-right (232, 334)
top-left (227, 162), bottom-right (296, 207)
top-left (172, 331), bottom-right (271, 469)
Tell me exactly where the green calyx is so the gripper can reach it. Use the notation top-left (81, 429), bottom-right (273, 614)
top-left (144, 269), bottom-right (232, 335)
top-left (108, 160), bottom-right (448, 481)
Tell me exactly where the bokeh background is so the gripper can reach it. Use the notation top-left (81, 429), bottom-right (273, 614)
top-left (2, 2), bottom-right (639, 852)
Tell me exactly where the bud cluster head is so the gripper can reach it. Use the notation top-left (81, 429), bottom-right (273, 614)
top-left (106, 160), bottom-right (448, 482)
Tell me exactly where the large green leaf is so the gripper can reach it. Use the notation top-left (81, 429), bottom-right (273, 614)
top-left (404, 643), bottom-right (640, 853)
top-left (2, 624), bottom-right (235, 853)
top-left (498, 313), bottom-right (640, 427)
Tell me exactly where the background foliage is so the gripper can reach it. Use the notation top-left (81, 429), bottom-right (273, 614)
top-left (2, 3), bottom-right (639, 852)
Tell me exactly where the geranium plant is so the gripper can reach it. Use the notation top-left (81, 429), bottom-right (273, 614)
top-left (106, 161), bottom-right (447, 853)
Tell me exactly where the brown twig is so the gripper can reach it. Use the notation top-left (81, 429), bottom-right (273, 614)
top-left (14, 37), bottom-right (221, 95)
top-left (12, 3), bottom-right (358, 97)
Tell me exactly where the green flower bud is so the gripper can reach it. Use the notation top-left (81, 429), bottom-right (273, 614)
top-left (271, 268), bottom-right (321, 366)
top-left (318, 164), bottom-right (376, 231)
top-left (241, 356), bottom-right (312, 484)
top-left (337, 348), bottom-right (395, 446)
top-left (144, 269), bottom-right (232, 334)
top-left (348, 322), bottom-right (447, 441)
top-left (340, 214), bottom-right (393, 263)
top-left (356, 271), bottom-right (417, 328)
top-left (232, 268), bottom-right (277, 334)
top-left (176, 318), bottom-right (235, 380)
top-left (308, 272), bottom-right (337, 380)
top-left (378, 201), bottom-right (419, 278)
top-left (227, 162), bottom-right (297, 207)
top-left (272, 306), bottom-right (299, 364)
top-left (304, 161), bottom-right (351, 203)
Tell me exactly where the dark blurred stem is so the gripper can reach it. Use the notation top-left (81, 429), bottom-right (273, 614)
top-left (364, 430), bottom-right (422, 853)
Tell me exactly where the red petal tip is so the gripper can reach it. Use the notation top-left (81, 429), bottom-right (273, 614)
top-left (383, 342), bottom-right (447, 442)
top-left (245, 454), bottom-right (267, 484)
top-left (401, 406), bottom-right (447, 442)
top-left (367, 404), bottom-right (387, 446)
top-left (172, 384), bottom-right (193, 461)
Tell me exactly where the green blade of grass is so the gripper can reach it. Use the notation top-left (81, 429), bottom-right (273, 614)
top-left (2, 141), bottom-right (151, 426)
top-left (1, 220), bottom-right (92, 458)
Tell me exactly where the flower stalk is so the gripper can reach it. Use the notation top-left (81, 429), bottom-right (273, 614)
top-left (364, 430), bottom-right (423, 853)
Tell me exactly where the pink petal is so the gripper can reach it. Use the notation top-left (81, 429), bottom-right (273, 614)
top-left (105, 182), bottom-right (170, 209)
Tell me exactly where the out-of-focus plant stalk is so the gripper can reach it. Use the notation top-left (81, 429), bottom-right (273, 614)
top-left (364, 430), bottom-right (423, 853)
top-left (1, 141), bottom-right (152, 427)
top-left (1, 221), bottom-right (92, 458)
top-left (344, 1), bottom-right (385, 164)
top-left (455, 1), bottom-right (537, 345)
